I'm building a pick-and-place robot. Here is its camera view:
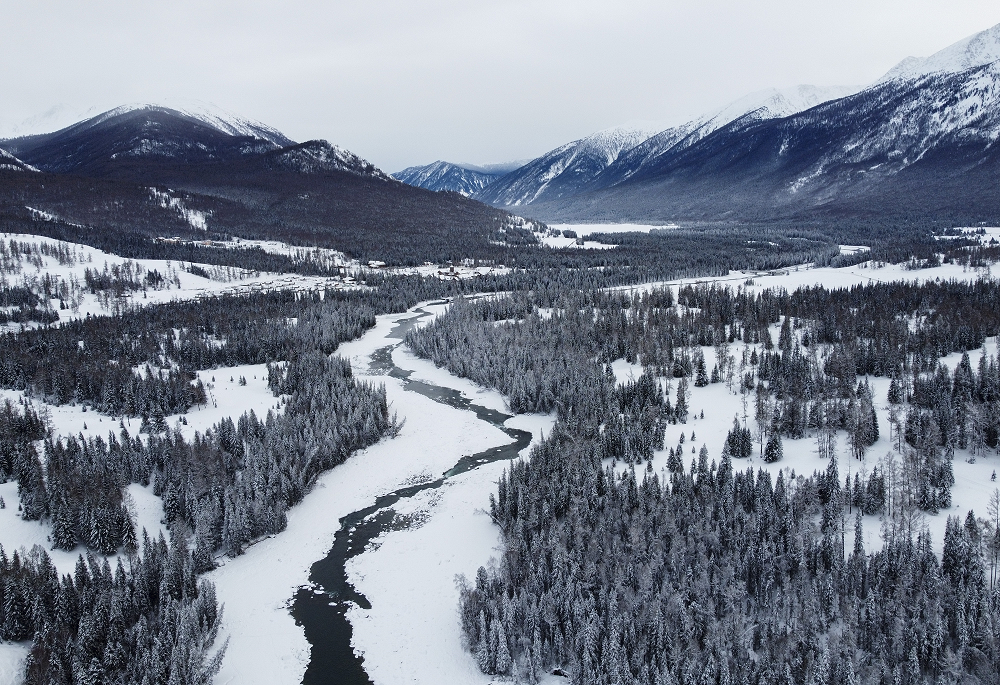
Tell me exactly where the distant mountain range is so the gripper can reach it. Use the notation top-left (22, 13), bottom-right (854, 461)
top-left (0, 105), bottom-right (538, 263)
top-left (394, 23), bottom-right (1000, 225)
top-left (393, 161), bottom-right (504, 196)
top-left (473, 127), bottom-right (657, 207)
top-left (5, 21), bottom-right (1000, 263)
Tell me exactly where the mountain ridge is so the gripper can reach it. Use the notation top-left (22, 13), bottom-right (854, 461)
top-left (522, 59), bottom-right (1000, 223)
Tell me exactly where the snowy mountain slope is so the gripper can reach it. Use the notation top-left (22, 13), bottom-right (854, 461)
top-left (267, 140), bottom-right (390, 180)
top-left (173, 102), bottom-right (294, 147)
top-left (0, 147), bottom-right (38, 172)
top-left (478, 86), bottom-right (859, 207)
top-left (592, 84), bottom-right (862, 190)
top-left (0, 105), bottom-right (291, 174)
top-left (393, 161), bottom-right (502, 195)
top-left (473, 126), bottom-right (656, 206)
top-left (879, 21), bottom-right (1000, 82)
top-left (0, 105), bottom-right (541, 263)
top-left (69, 103), bottom-right (295, 147)
top-left (529, 59), bottom-right (1000, 222)
top-left (713, 84), bottom-right (864, 124)
top-left (463, 160), bottom-right (529, 175)
top-left (1, 103), bottom-right (294, 148)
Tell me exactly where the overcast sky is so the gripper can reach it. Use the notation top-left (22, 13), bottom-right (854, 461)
top-left (2, 0), bottom-right (998, 171)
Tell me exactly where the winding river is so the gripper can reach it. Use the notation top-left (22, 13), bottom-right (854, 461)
top-left (290, 305), bottom-right (532, 685)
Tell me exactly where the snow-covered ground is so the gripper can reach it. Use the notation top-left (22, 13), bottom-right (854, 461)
top-left (0, 363), bottom-right (283, 580)
top-left (385, 263), bottom-right (513, 279)
top-left (2, 241), bottom-right (998, 685)
top-left (534, 222), bottom-right (681, 250)
top-left (934, 226), bottom-right (1000, 245)
top-left (539, 234), bottom-right (616, 250)
top-left (612, 334), bottom-right (1000, 559)
top-left (225, 237), bottom-right (351, 269)
top-left (208, 301), bottom-right (554, 685)
top-left (0, 232), bottom-right (358, 331)
top-left (548, 222), bottom-right (678, 236)
top-left (0, 644), bottom-right (26, 685)
top-left (609, 257), bottom-right (997, 298)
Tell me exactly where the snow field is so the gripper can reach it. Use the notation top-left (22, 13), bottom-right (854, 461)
top-left (609, 257), bottom-right (998, 300)
top-left (0, 644), bottom-right (25, 685)
top-left (208, 301), bottom-right (551, 685)
top-left (340, 303), bottom-right (556, 685)
top-left (539, 235), bottom-right (616, 250)
top-left (0, 232), bottom-right (355, 332)
top-left (177, 364), bottom-right (284, 440)
top-left (613, 339), bottom-right (1000, 560)
top-left (548, 222), bottom-right (678, 237)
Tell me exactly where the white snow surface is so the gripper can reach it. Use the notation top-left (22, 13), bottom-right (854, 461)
top-left (549, 222), bottom-right (678, 236)
top-left (0, 232), bottom-right (358, 332)
top-left (209, 301), bottom-right (555, 685)
top-left (1, 245), bottom-right (999, 684)
top-left (0, 148), bottom-right (38, 172)
top-left (879, 22), bottom-right (1000, 83)
top-left (539, 235), bottom-right (616, 250)
top-left (0, 643), bottom-right (27, 685)
top-left (610, 256), bottom-right (998, 298)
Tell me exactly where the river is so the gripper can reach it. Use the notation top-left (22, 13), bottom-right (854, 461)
top-left (290, 304), bottom-right (534, 685)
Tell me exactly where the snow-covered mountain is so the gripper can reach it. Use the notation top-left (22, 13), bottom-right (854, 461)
top-left (476, 86), bottom-right (858, 208)
top-left (393, 161), bottom-right (504, 195)
top-left (1, 102), bottom-right (292, 147)
top-left (268, 140), bottom-right (390, 180)
top-left (0, 105), bottom-right (295, 174)
top-left (473, 126), bottom-right (657, 206)
top-left (528, 53), bottom-right (1000, 222)
top-left (0, 148), bottom-right (38, 172)
top-left (878, 22), bottom-right (1000, 82)
top-left (489, 22), bottom-right (1000, 223)
top-left (0, 103), bottom-right (537, 263)
top-left (595, 85), bottom-right (861, 190)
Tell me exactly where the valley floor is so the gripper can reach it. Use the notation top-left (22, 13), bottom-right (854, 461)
top-left (208, 302), bottom-right (552, 685)
top-left (2, 247), bottom-right (1000, 685)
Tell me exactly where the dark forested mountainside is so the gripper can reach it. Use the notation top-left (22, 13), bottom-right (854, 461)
top-left (0, 106), bottom-right (293, 175)
top-left (0, 106), bottom-right (544, 264)
top-left (407, 281), bottom-right (1000, 683)
top-left (0, 163), bottom-right (539, 265)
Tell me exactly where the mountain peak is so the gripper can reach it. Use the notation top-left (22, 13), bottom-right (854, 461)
top-left (879, 22), bottom-right (1000, 82)
top-left (393, 160), bottom-right (505, 195)
top-left (0, 105), bottom-right (295, 174)
top-left (74, 103), bottom-right (295, 147)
